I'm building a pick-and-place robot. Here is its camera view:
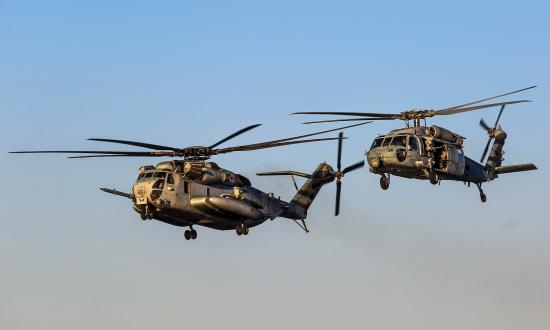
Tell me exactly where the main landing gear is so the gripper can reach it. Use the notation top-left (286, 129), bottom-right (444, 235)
top-left (380, 174), bottom-right (390, 190)
top-left (475, 183), bottom-right (487, 203)
top-left (184, 226), bottom-right (198, 240)
top-left (236, 222), bottom-right (249, 236)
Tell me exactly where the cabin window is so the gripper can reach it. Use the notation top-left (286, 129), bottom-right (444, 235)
top-left (167, 174), bottom-right (174, 184)
top-left (457, 148), bottom-right (464, 163)
top-left (206, 188), bottom-right (211, 196)
top-left (408, 136), bottom-right (418, 151)
top-left (382, 137), bottom-right (392, 147)
top-left (391, 136), bottom-right (407, 147)
top-left (371, 137), bottom-right (384, 149)
top-left (184, 182), bottom-right (189, 193)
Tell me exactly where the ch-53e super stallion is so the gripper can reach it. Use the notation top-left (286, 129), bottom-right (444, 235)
top-left (294, 86), bottom-right (538, 202)
top-left (10, 123), bottom-right (365, 240)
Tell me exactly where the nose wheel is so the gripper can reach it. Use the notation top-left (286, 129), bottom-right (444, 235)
top-left (236, 223), bottom-right (249, 236)
top-left (475, 183), bottom-right (487, 203)
top-left (184, 227), bottom-right (198, 240)
top-left (380, 174), bottom-right (390, 190)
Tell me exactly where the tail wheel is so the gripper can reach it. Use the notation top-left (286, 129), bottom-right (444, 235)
top-left (480, 193), bottom-right (487, 203)
top-left (243, 226), bottom-right (249, 235)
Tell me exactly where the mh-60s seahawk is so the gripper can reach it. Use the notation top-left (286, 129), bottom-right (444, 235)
top-left (294, 86), bottom-right (538, 202)
top-left (11, 124), bottom-right (365, 240)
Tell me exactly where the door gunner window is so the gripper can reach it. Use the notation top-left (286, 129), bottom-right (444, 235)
top-left (391, 136), bottom-right (407, 147)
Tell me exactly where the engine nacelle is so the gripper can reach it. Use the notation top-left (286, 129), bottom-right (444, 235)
top-left (183, 161), bottom-right (207, 180)
top-left (427, 125), bottom-right (463, 145)
top-left (182, 161), bottom-right (250, 186)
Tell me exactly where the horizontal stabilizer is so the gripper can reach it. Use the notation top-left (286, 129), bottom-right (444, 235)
top-left (100, 187), bottom-right (133, 199)
top-left (495, 163), bottom-right (537, 174)
top-left (256, 171), bottom-right (312, 178)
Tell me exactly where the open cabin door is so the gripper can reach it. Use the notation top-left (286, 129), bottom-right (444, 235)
top-left (442, 145), bottom-right (465, 176)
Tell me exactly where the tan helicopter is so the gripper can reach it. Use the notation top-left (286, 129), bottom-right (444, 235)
top-left (10, 123), bottom-right (365, 240)
top-left (293, 86), bottom-right (538, 202)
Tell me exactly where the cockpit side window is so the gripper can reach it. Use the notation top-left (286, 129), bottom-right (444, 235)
top-left (381, 137), bottom-right (392, 147)
top-left (167, 174), bottom-right (174, 184)
top-left (371, 137), bottom-right (384, 149)
top-left (391, 135), bottom-right (407, 147)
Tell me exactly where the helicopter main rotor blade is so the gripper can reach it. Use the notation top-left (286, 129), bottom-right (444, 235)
top-left (213, 122), bottom-right (367, 154)
top-left (9, 150), bottom-right (173, 155)
top-left (208, 124), bottom-right (262, 149)
top-left (302, 118), bottom-right (387, 124)
top-left (293, 111), bottom-right (399, 118)
top-left (87, 138), bottom-right (181, 151)
top-left (337, 132), bottom-right (343, 172)
top-left (214, 137), bottom-right (344, 154)
top-left (335, 179), bottom-right (342, 216)
top-left (68, 153), bottom-right (174, 159)
top-left (436, 85), bottom-right (536, 113)
top-left (435, 100), bottom-right (529, 116)
top-left (342, 160), bottom-right (365, 174)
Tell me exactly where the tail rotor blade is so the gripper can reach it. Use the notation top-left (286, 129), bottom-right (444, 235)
top-left (494, 105), bottom-right (505, 128)
top-left (479, 119), bottom-right (491, 132)
top-left (480, 138), bottom-right (493, 163)
top-left (343, 160), bottom-right (365, 174)
top-left (337, 132), bottom-right (343, 172)
top-left (335, 180), bottom-right (342, 216)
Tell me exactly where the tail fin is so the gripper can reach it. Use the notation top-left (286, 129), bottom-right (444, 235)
top-left (289, 163), bottom-right (336, 218)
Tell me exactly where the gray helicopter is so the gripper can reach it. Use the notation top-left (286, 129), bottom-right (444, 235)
top-left (293, 86), bottom-right (538, 202)
top-left (11, 124), bottom-right (364, 240)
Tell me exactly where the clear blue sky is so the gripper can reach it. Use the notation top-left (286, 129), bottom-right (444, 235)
top-left (1, 1), bottom-right (549, 329)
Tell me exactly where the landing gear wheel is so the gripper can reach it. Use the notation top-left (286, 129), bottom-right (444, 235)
top-left (480, 193), bottom-right (487, 203)
top-left (380, 175), bottom-right (390, 190)
top-left (236, 223), bottom-right (243, 236)
top-left (475, 183), bottom-right (487, 203)
top-left (236, 223), bottom-right (248, 236)
top-left (191, 229), bottom-right (198, 240)
top-left (184, 230), bottom-right (191, 240)
top-left (140, 212), bottom-right (147, 221)
top-left (429, 172), bottom-right (438, 185)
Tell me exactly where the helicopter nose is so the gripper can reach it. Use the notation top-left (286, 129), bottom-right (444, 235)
top-left (133, 182), bottom-right (152, 204)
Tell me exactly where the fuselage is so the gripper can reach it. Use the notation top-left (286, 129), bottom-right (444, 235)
top-left (132, 160), bottom-right (288, 230)
top-left (365, 126), bottom-right (488, 183)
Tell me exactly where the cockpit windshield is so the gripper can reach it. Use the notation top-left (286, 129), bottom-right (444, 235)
top-left (138, 171), bottom-right (166, 180)
top-left (381, 137), bottom-right (392, 147)
top-left (371, 137), bottom-right (384, 149)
